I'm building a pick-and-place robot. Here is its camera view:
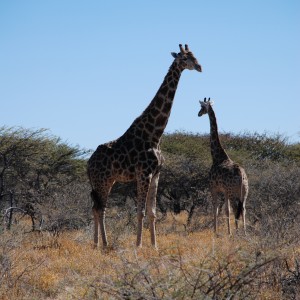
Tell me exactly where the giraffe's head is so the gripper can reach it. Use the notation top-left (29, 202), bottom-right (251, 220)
top-left (171, 44), bottom-right (202, 72)
top-left (198, 97), bottom-right (214, 116)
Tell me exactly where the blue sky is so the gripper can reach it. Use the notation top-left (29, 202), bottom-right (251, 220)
top-left (1, 1), bottom-right (299, 150)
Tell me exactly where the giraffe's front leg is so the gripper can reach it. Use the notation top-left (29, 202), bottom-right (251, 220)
top-left (226, 197), bottom-right (232, 236)
top-left (136, 175), bottom-right (151, 248)
top-left (211, 190), bottom-right (219, 234)
top-left (241, 202), bottom-right (246, 234)
top-left (92, 207), bottom-right (108, 248)
top-left (146, 172), bottom-right (160, 249)
top-left (92, 206), bottom-right (100, 248)
top-left (242, 184), bottom-right (248, 234)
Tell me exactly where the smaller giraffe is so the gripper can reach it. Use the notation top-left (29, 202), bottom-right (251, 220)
top-left (198, 98), bottom-right (249, 235)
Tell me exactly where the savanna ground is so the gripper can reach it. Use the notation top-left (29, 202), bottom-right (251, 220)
top-left (1, 210), bottom-right (299, 300)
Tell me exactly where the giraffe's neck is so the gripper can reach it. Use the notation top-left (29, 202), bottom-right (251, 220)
top-left (207, 106), bottom-right (230, 164)
top-left (122, 60), bottom-right (183, 146)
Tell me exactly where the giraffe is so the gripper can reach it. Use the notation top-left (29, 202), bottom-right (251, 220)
top-left (88, 44), bottom-right (202, 249)
top-left (198, 98), bottom-right (249, 235)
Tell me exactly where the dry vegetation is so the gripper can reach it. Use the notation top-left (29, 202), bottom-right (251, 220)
top-left (1, 128), bottom-right (300, 299)
top-left (1, 211), bottom-right (299, 300)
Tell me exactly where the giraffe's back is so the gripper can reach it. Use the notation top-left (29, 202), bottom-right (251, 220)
top-left (87, 142), bottom-right (135, 183)
top-left (209, 160), bottom-right (248, 196)
top-left (87, 139), bottom-right (165, 185)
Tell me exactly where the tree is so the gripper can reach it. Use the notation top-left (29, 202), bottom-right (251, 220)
top-left (0, 127), bottom-right (89, 231)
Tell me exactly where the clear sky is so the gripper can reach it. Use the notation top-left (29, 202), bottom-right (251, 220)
top-left (1, 0), bottom-right (299, 150)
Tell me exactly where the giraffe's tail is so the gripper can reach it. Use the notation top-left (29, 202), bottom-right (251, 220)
top-left (90, 190), bottom-right (105, 210)
top-left (236, 200), bottom-right (244, 220)
top-left (235, 173), bottom-right (244, 221)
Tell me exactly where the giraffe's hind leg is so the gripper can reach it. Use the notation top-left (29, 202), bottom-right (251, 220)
top-left (240, 200), bottom-right (246, 234)
top-left (92, 196), bottom-right (100, 248)
top-left (91, 189), bottom-right (109, 248)
top-left (211, 190), bottom-right (219, 234)
top-left (232, 197), bottom-right (246, 234)
top-left (233, 198), bottom-right (241, 230)
top-left (146, 172), bottom-right (160, 249)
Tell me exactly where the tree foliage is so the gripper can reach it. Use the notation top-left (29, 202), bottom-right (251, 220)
top-left (0, 127), bottom-right (89, 231)
top-left (0, 127), bottom-right (299, 239)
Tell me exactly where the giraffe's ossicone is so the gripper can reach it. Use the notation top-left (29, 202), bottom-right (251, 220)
top-left (88, 44), bottom-right (202, 249)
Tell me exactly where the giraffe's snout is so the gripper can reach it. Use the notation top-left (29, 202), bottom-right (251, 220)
top-left (198, 110), bottom-right (205, 117)
top-left (195, 64), bottom-right (202, 72)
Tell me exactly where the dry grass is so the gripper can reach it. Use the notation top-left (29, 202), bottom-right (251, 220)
top-left (0, 214), bottom-right (299, 300)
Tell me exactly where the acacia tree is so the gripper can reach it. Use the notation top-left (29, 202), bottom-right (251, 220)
top-left (156, 133), bottom-right (211, 222)
top-left (0, 127), bottom-right (89, 231)
top-left (157, 152), bottom-right (210, 222)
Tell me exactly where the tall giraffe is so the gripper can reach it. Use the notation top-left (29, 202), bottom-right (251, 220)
top-left (88, 44), bottom-right (202, 249)
top-left (198, 98), bottom-right (249, 235)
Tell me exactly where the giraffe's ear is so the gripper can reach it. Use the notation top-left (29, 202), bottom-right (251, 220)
top-left (171, 52), bottom-right (178, 58)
